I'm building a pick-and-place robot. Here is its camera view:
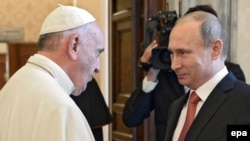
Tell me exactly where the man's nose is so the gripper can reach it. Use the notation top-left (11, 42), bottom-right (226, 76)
top-left (171, 55), bottom-right (181, 71)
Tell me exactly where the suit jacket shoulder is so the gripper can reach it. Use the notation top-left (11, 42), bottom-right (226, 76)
top-left (165, 72), bottom-right (250, 141)
top-left (225, 61), bottom-right (246, 82)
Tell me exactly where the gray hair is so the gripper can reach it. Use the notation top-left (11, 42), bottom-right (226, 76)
top-left (37, 23), bottom-right (92, 51)
top-left (177, 11), bottom-right (228, 61)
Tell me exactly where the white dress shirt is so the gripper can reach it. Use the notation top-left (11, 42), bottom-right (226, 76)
top-left (142, 76), bottom-right (189, 93)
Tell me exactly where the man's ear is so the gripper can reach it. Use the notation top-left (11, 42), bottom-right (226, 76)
top-left (68, 35), bottom-right (79, 60)
top-left (211, 39), bottom-right (223, 60)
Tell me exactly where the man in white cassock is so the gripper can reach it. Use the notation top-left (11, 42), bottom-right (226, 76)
top-left (0, 5), bottom-right (105, 141)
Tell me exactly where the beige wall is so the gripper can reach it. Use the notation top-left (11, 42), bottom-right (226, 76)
top-left (0, 0), bottom-right (73, 42)
top-left (238, 0), bottom-right (250, 83)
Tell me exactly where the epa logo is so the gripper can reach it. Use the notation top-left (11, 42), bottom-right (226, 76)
top-left (227, 125), bottom-right (250, 140)
top-left (231, 131), bottom-right (247, 138)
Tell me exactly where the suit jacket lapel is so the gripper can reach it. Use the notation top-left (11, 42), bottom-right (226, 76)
top-left (185, 72), bottom-right (237, 140)
top-left (165, 92), bottom-right (189, 140)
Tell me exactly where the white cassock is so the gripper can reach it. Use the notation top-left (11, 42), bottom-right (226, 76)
top-left (0, 54), bottom-right (95, 141)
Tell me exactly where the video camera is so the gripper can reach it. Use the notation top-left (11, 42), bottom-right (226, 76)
top-left (139, 10), bottom-right (178, 71)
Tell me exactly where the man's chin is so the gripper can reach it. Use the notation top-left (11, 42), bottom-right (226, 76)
top-left (178, 79), bottom-right (188, 86)
top-left (71, 80), bottom-right (90, 96)
top-left (71, 91), bottom-right (81, 96)
top-left (71, 86), bottom-right (87, 96)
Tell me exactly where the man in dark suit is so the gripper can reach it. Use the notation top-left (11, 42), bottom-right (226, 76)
top-left (164, 11), bottom-right (250, 141)
top-left (122, 5), bottom-right (246, 141)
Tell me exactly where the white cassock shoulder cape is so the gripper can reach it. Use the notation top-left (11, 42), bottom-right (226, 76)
top-left (0, 54), bottom-right (95, 141)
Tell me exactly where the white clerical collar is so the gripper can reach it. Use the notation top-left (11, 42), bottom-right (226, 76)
top-left (27, 54), bottom-right (75, 95)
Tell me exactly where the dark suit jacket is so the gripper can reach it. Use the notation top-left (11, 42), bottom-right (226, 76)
top-left (225, 61), bottom-right (245, 82)
top-left (164, 73), bottom-right (250, 141)
top-left (123, 63), bottom-right (245, 141)
top-left (122, 71), bottom-right (185, 141)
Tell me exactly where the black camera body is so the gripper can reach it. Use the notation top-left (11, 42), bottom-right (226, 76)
top-left (140, 10), bottom-right (178, 71)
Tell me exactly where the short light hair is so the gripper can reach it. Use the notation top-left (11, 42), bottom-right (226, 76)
top-left (176, 11), bottom-right (228, 61)
top-left (37, 23), bottom-right (92, 51)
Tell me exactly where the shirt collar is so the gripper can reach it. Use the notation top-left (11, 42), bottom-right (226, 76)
top-left (191, 66), bottom-right (228, 102)
top-left (27, 54), bottom-right (75, 95)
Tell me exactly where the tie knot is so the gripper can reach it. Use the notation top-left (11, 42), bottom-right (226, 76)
top-left (189, 91), bottom-right (200, 104)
